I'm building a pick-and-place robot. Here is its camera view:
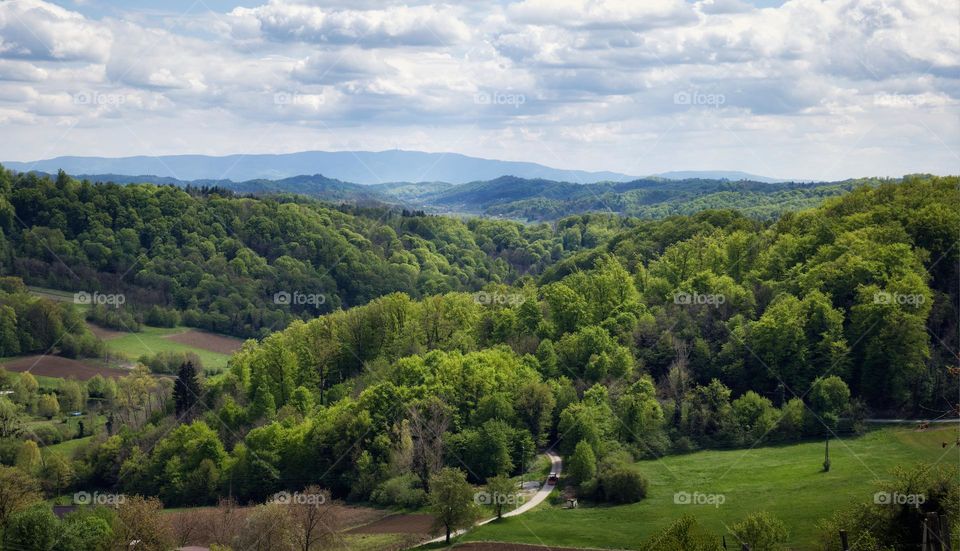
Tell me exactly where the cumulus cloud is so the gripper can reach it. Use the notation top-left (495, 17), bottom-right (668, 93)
top-left (0, 0), bottom-right (111, 61)
top-left (507, 0), bottom-right (697, 30)
top-left (0, 0), bottom-right (956, 180)
top-left (227, 2), bottom-right (471, 47)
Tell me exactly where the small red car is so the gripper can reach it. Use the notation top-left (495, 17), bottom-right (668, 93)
top-left (547, 472), bottom-right (559, 484)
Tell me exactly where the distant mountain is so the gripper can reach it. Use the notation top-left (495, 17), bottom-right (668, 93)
top-left (652, 170), bottom-right (786, 183)
top-left (4, 150), bottom-right (638, 185)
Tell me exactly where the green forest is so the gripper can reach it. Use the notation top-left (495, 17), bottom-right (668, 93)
top-left (0, 168), bottom-right (630, 338)
top-left (0, 169), bottom-right (957, 549)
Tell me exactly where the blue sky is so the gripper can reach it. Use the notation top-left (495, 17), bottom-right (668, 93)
top-left (1, 0), bottom-right (957, 180)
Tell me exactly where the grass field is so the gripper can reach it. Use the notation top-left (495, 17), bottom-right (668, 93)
top-left (26, 286), bottom-right (239, 372)
top-left (46, 435), bottom-right (94, 457)
top-left (103, 326), bottom-right (235, 371)
top-left (463, 426), bottom-right (960, 550)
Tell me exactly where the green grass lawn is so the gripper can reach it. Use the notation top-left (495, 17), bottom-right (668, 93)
top-left (463, 426), bottom-right (960, 550)
top-left (104, 326), bottom-right (232, 371)
top-left (46, 435), bottom-right (93, 457)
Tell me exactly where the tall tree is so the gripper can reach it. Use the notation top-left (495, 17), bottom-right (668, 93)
top-left (428, 468), bottom-right (477, 544)
top-left (174, 361), bottom-right (202, 417)
top-left (409, 398), bottom-right (449, 492)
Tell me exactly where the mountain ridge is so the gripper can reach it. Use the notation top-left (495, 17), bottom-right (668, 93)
top-left (3, 150), bottom-right (783, 185)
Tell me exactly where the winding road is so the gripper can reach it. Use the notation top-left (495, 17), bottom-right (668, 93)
top-left (422, 450), bottom-right (562, 546)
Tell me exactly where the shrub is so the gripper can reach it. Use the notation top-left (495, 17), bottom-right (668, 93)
top-left (371, 473), bottom-right (428, 508)
top-left (732, 511), bottom-right (788, 551)
top-left (3, 504), bottom-right (59, 550)
top-left (144, 306), bottom-right (180, 327)
top-left (599, 466), bottom-right (648, 504)
top-left (87, 304), bottom-right (141, 332)
top-left (139, 351), bottom-right (202, 375)
top-left (641, 515), bottom-right (719, 551)
top-left (26, 423), bottom-right (63, 445)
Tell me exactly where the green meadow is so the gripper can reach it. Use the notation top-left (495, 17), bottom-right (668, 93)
top-left (463, 426), bottom-right (960, 549)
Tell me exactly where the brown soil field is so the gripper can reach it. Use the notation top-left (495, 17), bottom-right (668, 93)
top-left (86, 322), bottom-right (125, 340)
top-left (347, 513), bottom-right (435, 535)
top-left (164, 329), bottom-right (244, 355)
top-left (1, 355), bottom-right (130, 380)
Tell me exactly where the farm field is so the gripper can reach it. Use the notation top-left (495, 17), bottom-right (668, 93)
top-left (463, 426), bottom-right (960, 550)
top-left (100, 325), bottom-right (242, 372)
top-left (25, 286), bottom-right (243, 371)
top-left (1, 354), bottom-right (130, 380)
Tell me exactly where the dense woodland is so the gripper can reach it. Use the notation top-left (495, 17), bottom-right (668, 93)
top-left (412, 175), bottom-right (866, 221)
top-left (0, 171), bottom-right (956, 549)
top-left (0, 167), bottom-right (628, 337)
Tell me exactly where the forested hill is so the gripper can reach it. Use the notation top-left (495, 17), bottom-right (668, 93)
top-left (0, 167), bottom-right (631, 338)
top-left (0, 172), bottom-right (954, 516)
top-left (105, 174), bottom-right (953, 508)
top-left (27, 170), bottom-right (863, 222)
top-left (418, 175), bottom-right (866, 221)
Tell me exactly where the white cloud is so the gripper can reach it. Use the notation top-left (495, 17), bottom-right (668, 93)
top-left (227, 2), bottom-right (471, 47)
top-left (0, 0), bottom-right (111, 61)
top-left (507, 0), bottom-right (697, 30)
top-left (0, 0), bottom-right (956, 180)
top-left (0, 59), bottom-right (48, 81)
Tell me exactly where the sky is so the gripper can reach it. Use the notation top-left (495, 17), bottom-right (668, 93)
top-left (0, 0), bottom-right (957, 181)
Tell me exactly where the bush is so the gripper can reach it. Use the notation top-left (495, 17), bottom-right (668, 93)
top-left (371, 473), bottom-right (428, 508)
top-left (26, 423), bottom-right (63, 445)
top-left (144, 306), bottom-right (180, 327)
top-left (138, 351), bottom-right (202, 375)
top-left (598, 467), bottom-right (648, 504)
top-left (4, 504), bottom-right (59, 550)
top-left (86, 304), bottom-right (142, 332)
top-left (0, 437), bottom-right (21, 465)
top-left (641, 515), bottom-right (719, 551)
top-left (671, 435), bottom-right (697, 454)
top-left (732, 511), bottom-right (788, 551)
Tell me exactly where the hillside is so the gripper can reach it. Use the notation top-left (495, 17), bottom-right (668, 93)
top-left (421, 175), bottom-right (864, 221)
top-left (0, 166), bottom-right (624, 337)
top-left (0, 173), bottom-right (956, 551)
